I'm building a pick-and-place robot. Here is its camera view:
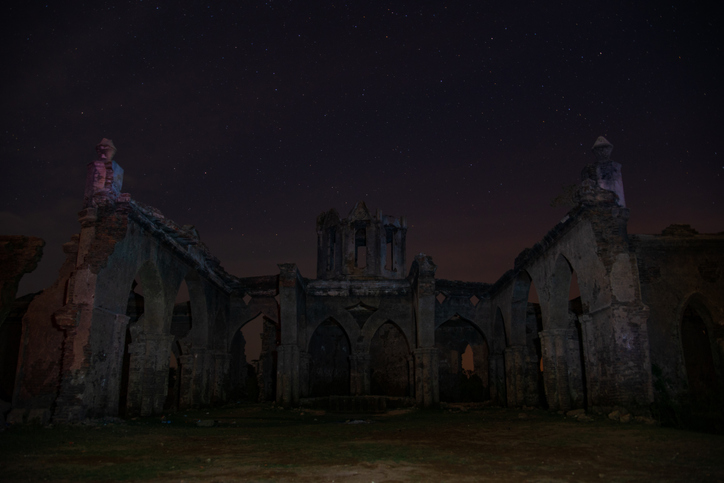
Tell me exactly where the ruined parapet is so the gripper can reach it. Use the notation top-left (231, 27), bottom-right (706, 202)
top-left (317, 201), bottom-right (407, 280)
top-left (579, 136), bottom-right (626, 207)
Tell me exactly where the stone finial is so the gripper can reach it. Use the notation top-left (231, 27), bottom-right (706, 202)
top-left (96, 138), bottom-right (117, 162)
top-left (592, 136), bottom-right (613, 162)
top-left (84, 138), bottom-right (124, 208)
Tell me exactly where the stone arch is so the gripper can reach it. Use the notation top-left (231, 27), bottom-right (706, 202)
top-left (369, 320), bottom-right (412, 397)
top-left (435, 315), bottom-right (489, 402)
top-left (308, 317), bottom-right (352, 397)
top-left (120, 259), bottom-right (172, 417)
top-left (361, 313), bottom-right (413, 354)
top-left (537, 253), bottom-right (590, 411)
top-left (679, 293), bottom-right (721, 404)
top-left (305, 308), bottom-right (359, 353)
top-left (229, 312), bottom-right (277, 402)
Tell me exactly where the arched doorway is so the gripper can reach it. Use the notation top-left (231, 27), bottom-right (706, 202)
top-left (435, 315), bottom-right (489, 403)
top-left (308, 318), bottom-right (351, 397)
top-left (120, 261), bottom-right (166, 417)
top-left (369, 321), bottom-right (411, 397)
top-left (681, 297), bottom-right (718, 404)
top-left (547, 254), bottom-right (588, 410)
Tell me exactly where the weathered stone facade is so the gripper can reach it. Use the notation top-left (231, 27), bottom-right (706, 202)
top-left (2, 136), bottom-right (722, 423)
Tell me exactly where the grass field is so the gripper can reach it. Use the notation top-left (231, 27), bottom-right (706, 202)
top-left (1, 403), bottom-right (723, 482)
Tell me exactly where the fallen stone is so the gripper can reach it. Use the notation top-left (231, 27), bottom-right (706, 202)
top-left (6, 408), bottom-right (26, 425)
top-left (566, 409), bottom-right (586, 417)
top-left (612, 406), bottom-right (630, 416)
top-left (635, 416), bottom-right (657, 425)
top-left (27, 408), bottom-right (51, 425)
top-left (577, 415), bottom-right (593, 422)
top-left (608, 410), bottom-right (620, 421)
top-left (620, 414), bottom-right (632, 423)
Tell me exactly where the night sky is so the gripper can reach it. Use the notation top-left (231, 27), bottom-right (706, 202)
top-left (2, 1), bottom-right (722, 296)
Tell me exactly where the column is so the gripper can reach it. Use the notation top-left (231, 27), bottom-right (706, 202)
top-left (504, 345), bottom-right (526, 407)
top-left (414, 347), bottom-right (439, 407)
top-left (349, 353), bottom-right (370, 396)
top-left (276, 344), bottom-right (299, 407)
top-left (489, 352), bottom-right (506, 406)
top-left (539, 329), bottom-right (571, 411)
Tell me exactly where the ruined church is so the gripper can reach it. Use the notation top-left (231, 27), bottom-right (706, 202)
top-left (1, 137), bottom-right (722, 424)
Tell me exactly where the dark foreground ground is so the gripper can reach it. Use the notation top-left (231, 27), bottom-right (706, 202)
top-left (1, 403), bottom-right (723, 482)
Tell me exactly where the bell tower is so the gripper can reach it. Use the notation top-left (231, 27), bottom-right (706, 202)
top-left (316, 201), bottom-right (407, 280)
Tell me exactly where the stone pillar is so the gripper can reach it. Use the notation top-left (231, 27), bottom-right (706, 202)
top-left (104, 312), bottom-right (130, 417)
top-left (277, 264), bottom-right (302, 406)
top-left (489, 352), bottom-right (506, 406)
top-left (586, 302), bottom-right (652, 409)
top-left (349, 353), bottom-right (370, 396)
top-left (190, 349), bottom-right (210, 406)
top-left (140, 334), bottom-right (174, 416)
top-left (503, 345), bottom-right (526, 407)
top-left (411, 254), bottom-right (438, 407)
top-left (276, 344), bottom-right (299, 407)
top-left (51, 303), bottom-right (89, 422)
top-left (407, 355), bottom-right (415, 398)
top-left (539, 329), bottom-right (571, 411)
top-left (178, 353), bottom-right (195, 409)
top-left (414, 347), bottom-right (439, 407)
top-left (211, 351), bottom-right (230, 403)
top-left (299, 351), bottom-right (311, 398)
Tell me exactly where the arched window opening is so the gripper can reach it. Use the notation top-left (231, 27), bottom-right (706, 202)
top-left (327, 227), bottom-right (336, 271)
top-left (354, 226), bottom-right (367, 269)
top-left (385, 226), bottom-right (396, 272)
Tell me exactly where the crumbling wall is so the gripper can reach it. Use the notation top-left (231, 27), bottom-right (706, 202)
top-left (435, 317), bottom-right (488, 402)
top-left (631, 228), bottom-right (724, 408)
top-left (302, 279), bottom-right (415, 399)
top-left (12, 236), bottom-right (78, 417)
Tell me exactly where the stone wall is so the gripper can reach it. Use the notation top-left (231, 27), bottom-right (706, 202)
top-left (631, 227), bottom-right (724, 408)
